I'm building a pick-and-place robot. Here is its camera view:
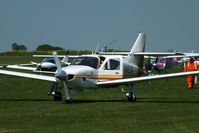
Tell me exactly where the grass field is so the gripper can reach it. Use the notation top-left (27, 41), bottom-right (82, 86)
top-left (1, 56), bottom-right (199, 133)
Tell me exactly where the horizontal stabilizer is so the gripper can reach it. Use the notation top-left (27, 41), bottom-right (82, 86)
top-left (99, 52), bottom-right (184, 56)
top-left (133, 52), bottom-right (184, 56)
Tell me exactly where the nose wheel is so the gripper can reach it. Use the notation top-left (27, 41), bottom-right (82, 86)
top-left (54, 92), bottom-right (62, 101)
top-left (49, 83), bottom-right (63, 101)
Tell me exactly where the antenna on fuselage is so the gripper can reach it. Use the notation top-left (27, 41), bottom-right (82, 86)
top-left (94, 43), bottom-right (100, 55)
top-left (101, 40), bottom-right (118, 52)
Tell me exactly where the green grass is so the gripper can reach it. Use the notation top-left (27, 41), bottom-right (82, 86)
top-left (1, 56), bottom-right (199, 133)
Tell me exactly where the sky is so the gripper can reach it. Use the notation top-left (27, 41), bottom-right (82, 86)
top-left (0, 0), bottom-right (199, 52)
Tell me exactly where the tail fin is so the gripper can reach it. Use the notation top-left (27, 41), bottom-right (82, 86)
top-left (129, 32), bottom-right (146, 55)
top-left (125, 32), bottom-right (146, 68)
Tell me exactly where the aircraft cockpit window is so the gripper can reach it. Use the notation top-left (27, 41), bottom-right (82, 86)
top-left (72, 57), bottom-right (99, 69)
top-left (43, 58), bottom-right (55, 64)
top-left (104, 58), bottom-right (120, 70)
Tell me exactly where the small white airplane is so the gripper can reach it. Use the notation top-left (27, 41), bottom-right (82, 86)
top-left (1, 32), bottom-right (199, 103)
top-left (31, 50), bottom-right (71, 72)
top-left (1, 50), bottom-right (73, 73)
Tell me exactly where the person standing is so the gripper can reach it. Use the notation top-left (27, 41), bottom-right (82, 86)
top-left (184, 57), bottom-right (199, 88)
top-left (144, 58), bottom-right (153, 76)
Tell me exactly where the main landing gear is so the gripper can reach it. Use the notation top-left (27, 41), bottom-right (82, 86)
top-left (126, 84), bottom-right (136, 102)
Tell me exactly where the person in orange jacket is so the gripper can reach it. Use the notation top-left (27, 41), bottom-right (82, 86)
top-left (184, 57), bottom-right (199, 88)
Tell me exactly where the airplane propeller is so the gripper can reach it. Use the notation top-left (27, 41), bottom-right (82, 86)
top-left (61, 50), bottom-right (70, 66)
top-left (53, 51), bottom-right (61, 72)
top-left (53, 51), bottom-right (72, 103)
top-left (63, 50), bottom-right (70, 62)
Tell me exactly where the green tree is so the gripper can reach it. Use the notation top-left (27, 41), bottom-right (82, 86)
top-left (12, 43), bottom-right (27, 51)
top-left (12, 43), bottom-right (18, 50)
top-left (36, 44), bottom-right (64, 51)
top-left (20, 45), bottom-right (27, 51)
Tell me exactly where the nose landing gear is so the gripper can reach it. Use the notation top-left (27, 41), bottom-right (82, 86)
top-left (54, 92), bottom-right (62, 101)
top-left (49, 83), bottom-right (63, 101)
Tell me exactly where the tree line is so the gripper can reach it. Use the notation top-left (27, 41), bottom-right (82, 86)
top-left (11, 43), bottom-right (64, 51)
top-left (12, 43), bottom-right (27, 51)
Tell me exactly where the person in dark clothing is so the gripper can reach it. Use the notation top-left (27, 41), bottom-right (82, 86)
top-left (144, 58), bottom-right (153, 75)
top-left (153, 57), bottom-right (160, 73)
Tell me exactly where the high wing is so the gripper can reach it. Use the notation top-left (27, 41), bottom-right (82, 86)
top-left (97, 71), bottom-right (199, 86)
top-left (0, 69), bottom-right (56, 82)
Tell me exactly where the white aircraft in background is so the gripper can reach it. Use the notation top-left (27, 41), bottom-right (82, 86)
top-left (32, 50), bottom-right (71, 72)
top-left (1, 32), bottom-right (199, 103)
top-left (1, 50), bottom-right (73, 73)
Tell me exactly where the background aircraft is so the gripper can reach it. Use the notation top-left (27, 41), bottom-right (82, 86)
top-left (0, 50), bottom-right (73, 73)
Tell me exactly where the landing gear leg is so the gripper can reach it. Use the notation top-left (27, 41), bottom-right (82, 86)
top-left (49, 83), bottom-right (63, 101)
top-left (48, 82), bottom-right (57, 96)
top-left (126, 84), bottom-right (136, 102)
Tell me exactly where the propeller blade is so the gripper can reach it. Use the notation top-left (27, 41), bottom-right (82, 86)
top-left (62, 50), bottom-right (70, 63)
top-left (63, 80), bottom-right (72, 102)
top-left (66, 50), bottom-right (69, 55)
top-left (53, 51), bottom-right (61, 72)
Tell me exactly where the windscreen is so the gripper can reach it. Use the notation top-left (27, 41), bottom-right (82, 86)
top-left (43, 58), bottom-right (55, 64)
top-left (72, 57), bottom-right (99, 69)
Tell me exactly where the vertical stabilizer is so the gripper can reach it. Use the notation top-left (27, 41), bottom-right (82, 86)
top-left (129, 32), bottom-right (146, 55)
top-left (124, 32), bottom-right (146, 69)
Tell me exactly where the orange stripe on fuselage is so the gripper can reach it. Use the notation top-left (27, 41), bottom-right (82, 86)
top-left (74, 75), bottom-right (123, 80)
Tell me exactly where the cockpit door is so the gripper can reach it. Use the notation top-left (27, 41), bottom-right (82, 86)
top-left (98, 57), bottom-right (123, 81)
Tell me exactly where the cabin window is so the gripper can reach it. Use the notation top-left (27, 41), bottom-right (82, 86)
top-left (104, 58), bottom-right (120, 70)
top-left (43, 58), bottom-right (55, 64)
top-left (72, 57), bottom-right (99, 69)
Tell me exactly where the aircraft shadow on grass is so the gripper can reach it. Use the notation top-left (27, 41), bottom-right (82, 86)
top-left (0, 99), bottom-right (125, 103)
top-left (137, 97), bottom-right (199, 104)
top-left (0, 99), bottom-right (52, 102)
top-left (1, 98), bottom-right (199, 104)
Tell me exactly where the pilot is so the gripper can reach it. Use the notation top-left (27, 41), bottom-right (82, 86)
top-left (100, 59), bottom-right (106, 69)
top-left (184, 57), bottom-right (199, 88)
top-left (100, 60), bottom-right (104, 65)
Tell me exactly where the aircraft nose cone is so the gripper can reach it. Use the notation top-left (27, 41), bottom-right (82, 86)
top-left (56, 70), bottom-right (67, 80)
